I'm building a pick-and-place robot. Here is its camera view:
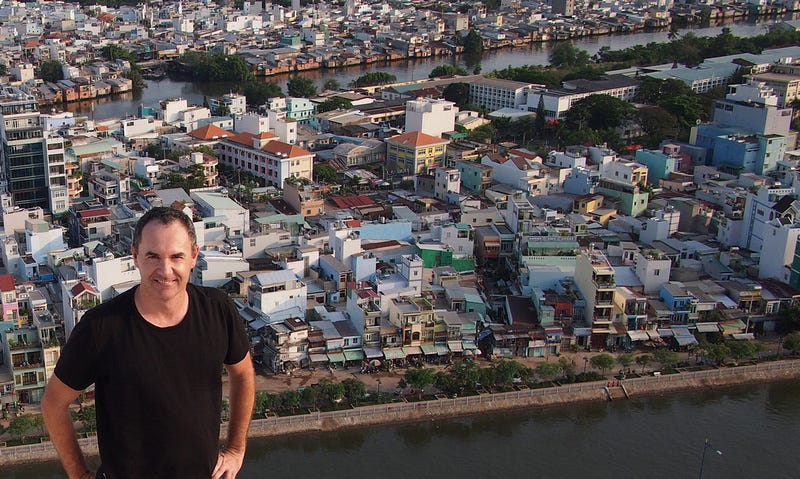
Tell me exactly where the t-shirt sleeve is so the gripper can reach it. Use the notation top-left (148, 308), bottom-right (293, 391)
top-left (53, 315), bottom-right (99, 391)
top-left (223, 296), bottom-right (250, 365)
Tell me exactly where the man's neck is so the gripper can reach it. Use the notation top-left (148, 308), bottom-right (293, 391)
top-left (134, 288), bottom-right (190, 328)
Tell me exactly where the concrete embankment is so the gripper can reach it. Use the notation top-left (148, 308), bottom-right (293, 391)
top-left (2, 359), bottom-right (798, 466)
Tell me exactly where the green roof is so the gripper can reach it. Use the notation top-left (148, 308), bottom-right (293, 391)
top-left (451, 258), bottom-right (476, 273)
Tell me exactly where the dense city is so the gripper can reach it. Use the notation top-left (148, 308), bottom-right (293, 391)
top-left (1, 0), bottom-right (800, 472)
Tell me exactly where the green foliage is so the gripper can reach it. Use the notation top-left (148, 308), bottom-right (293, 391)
top-left (0, 63), bottom-right (6, 76)
top-left (315, 96), bottom-right (353, 113)
top-left (702, 343), bottom-right (730, 365)
top-left (101, 44), bottom-right (138, 63)
top-left (535, 361), bottom-right (562, 382)
top-left (320, 378), bottom-right (346, 404)
top-left (403, 367), bottom-right (437, 391)
top-left (8, 414), bottom-right (44, 440)
top-left (566, 94), bottom-right (635, 131)
top-left (287, 76), bottom-right (317, 98)
top-left (242, 81), bottom-right (284, 107)
top-left (143, 143), bottom-right (165, 159)
top-left (435, 360), bottom-right (482, 396)
top-left (635, 354), bottom-right (652, 374)
top-left (279, 389), bottom-right (302, 412)
top-left (726, 340), bottom-right (761, 362)
top-left (784, 332), bottom-right (800, 355)
top-left (462, 29), bottom-right (484, 58)
top-left (76, 405), bottom-right (96, 433)
top-left (637, 106), bottom-right (680, 146)
top-left (442, 82), bottom-right (471, 108)
top-left (179, 51), bottom-right (253, 82)
top-left (617, 353), bottom-right (635, 370)
top-left (658, 94), bottom-right (708, 130)
top-left (635, 77), bottom-right (693, 104)
top-left (341, 378), bottom-right (366, 405)
top-left (314, 164), bottom-right (339, 183)
top-left (549, 42), bottom-right (590, 68)
top-left (492, 360), bottom-right (530, 387)
top-left (300, 385), bottom-right (321, 409)
top-left (590, 354), bottom-right (615, 374)
top-left (323, 79), bottom-right (341, 91)
top-left (39, 60), bottom-right (64, 83)
top-left (254, 391), bottom-right (279, 415)
top-left (776, 304), bottom-right (800, 334)
top-left (429, 65), bottom-right (468, 78)
top-left (353, 72), bottom-right (396, 88)
top-left (467, 122), bottom-right (496, 143)
top-left (653, 349), bottom-right (680, 369)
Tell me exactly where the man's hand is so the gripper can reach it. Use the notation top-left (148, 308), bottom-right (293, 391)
top-left (212, 447), bottom-right (245, 479)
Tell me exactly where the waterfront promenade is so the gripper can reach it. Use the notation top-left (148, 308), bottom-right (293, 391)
top-left (1, 357), bottom-right (798, 466)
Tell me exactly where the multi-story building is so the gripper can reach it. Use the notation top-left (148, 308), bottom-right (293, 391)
top-left (262, 317), bottom-right (309, 373)
top-left (433, 167), bottom-right (460, 201)
top-left (3, 313), bottom-right (60, 404)
top-left (191, 249), bottom-right (250, 288)
top-left (216, 131), bottom-right (313, 187)
top-left (614, 286), bottom-right (648, 331)
top-left (388, 296), bottom-right (435, 348)
top-left (386, 131), bottom-right (449, 175)
top-left (404, 98), bottom-right (457, 138)
top-left (600, 160), bottom-right (648, 186)
top-left (759, 219), bottom-right (800, 283)
top-left (574, 248), bottom-right (616, 348)
top-left (468, 77), bottom-right (537, 111)
top-left (248, 269), bottom-right (307, 320)
top-left (746, 71), bottom-right (800, 107)
top-left (659, 281), bottom-right (698, 325)
top-left (207, 92), bottom-right (247, 116)
top-left (61, 279), bottom-right (101, 340)
top-left (282, 180), bottom-right (325, 217)
top-left (0, 87), bottom-right (68, 212)
top-left (455, 160), bottom-right (493, 193)
top-left (68, 204), bottom-right (113, 246)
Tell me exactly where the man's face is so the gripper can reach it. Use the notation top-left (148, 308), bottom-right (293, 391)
top-left (131, 220), bottom-right (198, 304)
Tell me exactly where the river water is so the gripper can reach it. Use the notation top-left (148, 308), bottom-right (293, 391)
top-left (3, 380), bottom-right (799, 478)
top-left (64, 18), bottom-right (792, 121)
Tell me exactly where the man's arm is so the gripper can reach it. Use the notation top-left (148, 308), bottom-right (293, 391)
top-left (41, 376), bottom-right (94, 479)
top-left (213, 352), bottom-right (255, 479)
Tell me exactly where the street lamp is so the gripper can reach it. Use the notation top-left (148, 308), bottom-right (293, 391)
top-left (698, 438), bottom-right (722, 479)
top-left (376, 378), bottom-right (382, 402)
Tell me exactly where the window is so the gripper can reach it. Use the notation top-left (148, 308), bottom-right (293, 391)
top-left (654, 269), bottom-right (660, 276)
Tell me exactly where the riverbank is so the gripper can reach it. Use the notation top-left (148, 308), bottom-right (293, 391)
top-left (1, 359), bottom-right (797, 467)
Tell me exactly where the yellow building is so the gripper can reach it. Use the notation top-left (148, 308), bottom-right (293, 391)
top-left (386, 131), bottom-right (449, 175)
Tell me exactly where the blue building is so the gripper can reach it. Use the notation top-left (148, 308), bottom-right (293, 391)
top-left (659, 282), bottom-right (697, 325)
top-left (634, 148), bottom-right (679, 185)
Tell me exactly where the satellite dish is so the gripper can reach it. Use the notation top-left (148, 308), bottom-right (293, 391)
top-left (696, 119), bottom-right (701, 125)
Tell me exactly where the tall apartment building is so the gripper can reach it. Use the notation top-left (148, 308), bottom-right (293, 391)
top-left (574, 248), bottom-right (616, 349)
top-left (404, 98), bottom-right (457, 139)
top-left (469, 78), bottom-right (537, 112)
top-left (0, 87), bottom-right (68, 213)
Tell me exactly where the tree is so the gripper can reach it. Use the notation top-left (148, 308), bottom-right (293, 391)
top-left (301, 385), bottom-right (321, 410)
top-left (314, 164), bottom-right (339, 183)
top-left (403, 367), bottom-right (437, 392)
top-left (39, 60), bottom-right (64, 83)
top-left (341, 378), bottom-right (366, 406)
top-left (279, 389), bottom-right (302, 412)
top-left (287, 76), bottom-right (318, 98)
top-left (316, 96), bottom-right (353, 113)
top-left (76, 404), bottom-right (97, 433)
top-left (635, 354), bottom-right (652, 374)
top-left (535, 362), bottom-right (562, 383)
top-left (242, 81), bottom-right (284, 107)
top-left (784, 332), bottom-right (800, 355)
top-left (468, 123), bottom-right (496, 144)
top-left (702, 343), bottom-right (730, 365)
top-left (254, 391), bottom-right (278, 415)
top-left (429, 65), bottom-right (468, 78)
top-left (726, 340), bottom-right (760, 363)
top-left (462, 29), bottom-right (484, 58)
top-left (653, 349), bottom-right (680, 370)
top-left (320, 378), bottom-right (346, 404)
top-left (493, 360), bottom-right (529, 387)
top-left (8, 414), bottom-right (44, 442)
top-left (534, 95), bottom-right (546, 134)
top-left (590, 354), bottom-right (615, 375)
top-left (323, 79), bottom-right (341, 91)
top-left (658, 95), bottom-right (707, 131)
top-left (566, 94), bottom-right (636, 131)
top-left (617, 353), bottom-right (635, 372)
top-left (549, 42), bottom-right (590, 68)
top-left (442, 83), bottom-right (471, 108)
top-left (353, 72), bottom-right (396, 88)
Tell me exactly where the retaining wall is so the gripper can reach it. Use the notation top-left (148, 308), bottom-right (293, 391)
top-left (2, 359), bottom-right (799, 466)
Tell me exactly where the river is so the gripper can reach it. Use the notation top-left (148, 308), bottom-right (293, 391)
top-left (63, 17), bottom-right (795, 121)
top-left (3, 380), bottom-right (799, 478)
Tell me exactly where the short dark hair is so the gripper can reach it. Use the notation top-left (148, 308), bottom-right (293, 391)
top-left (133, 207), bottom-right (197, 249)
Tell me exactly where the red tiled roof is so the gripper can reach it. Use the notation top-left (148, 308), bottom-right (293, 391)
top-left (362, 240), bottom-right (401, 250)
top-left (388, 131), bottom-right (448, 147)
top-left (345, 219), bottom-right (361, 228)
top-left (188, 124), bottom-right (231, 140)
top-left (70, 281), bottom-right (96, 297)
top-left (330, 195), bottom-right (374, 208)
top-left (78, 208), bottom-right (111, 218)
top-left (227, 132), bottom-right (254, 146)
top-left (0, 274), bottom-right (14, 292)
top-left (262, 140), bottom-right (312, 158)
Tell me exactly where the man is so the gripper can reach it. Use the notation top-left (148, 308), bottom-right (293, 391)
top-left (42, 207), bottom-right (255, 479)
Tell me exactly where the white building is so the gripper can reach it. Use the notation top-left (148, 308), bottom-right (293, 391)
top-left (25, 219), bottom-right (67, 265)
top-left (61, 279), bottom-right (101, 340)
top-left (758, 219), bottom-right (800, 283)
top-left (639, 209), bottom-right (680, 245)
top-left (546, 150), bottom-right (587, 169)
top-left (433, 167), bottom-right (460, 201)
top-left (404, 98), bottom-right (457, 138)
top-left (191, 190), bottom-right (250, 236)
top-left (215, 131), bottom-right (312, 188)
top-left (600, 160), bottom-right (648, 186)
top-left (86, 253), bottom-right (141, 301)
top-left (634, 250), bottom-right (671, 294)
top-left (469, 77), bottom-right (537, 111)
top-left (248, 269), bottom-right (307, 320)
top-left (191, 249), bottom-right (250, 288)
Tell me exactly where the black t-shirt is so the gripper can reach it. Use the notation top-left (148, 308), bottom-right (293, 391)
top-left (54, 284), bottom-right (250, 479)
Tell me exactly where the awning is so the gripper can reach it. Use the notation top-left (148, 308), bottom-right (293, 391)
top-left (462, 341), bottom-right (478, 350)
top-left (309, 353), bottom-right (328, 363)
top-left (592, 328), bottom-right (611, 334)
top-left (343, 349), bottom-right (364, 361)
top-left (420, 344), bottom-right (437, 355)
top-left (363, 346), bottom-right (383, 359)
top-left (646, 331), bottom-right (662, 341)
top-left (731, 333), bottom-right (755, 340)
top-left (435, 345), bottom-right (450, 356)
top-left (383, 348), bottom-right (405, 360)
top-left (448, 340), bottom-right (463, 352)
top-left (696, 322), bottom-right (720, 333)
top-left (327, 352), bottom-right (346, 363)
top-left (658, 328), bottom-right (674, 338)
top-left (574, 327), bottom-right (592, 337)
top-left (627, 330), bottom-right (650, 341)
top-left (675, 335), bottom-right (698, 346)
top-left (403, 346), bottom-right (423, 356)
